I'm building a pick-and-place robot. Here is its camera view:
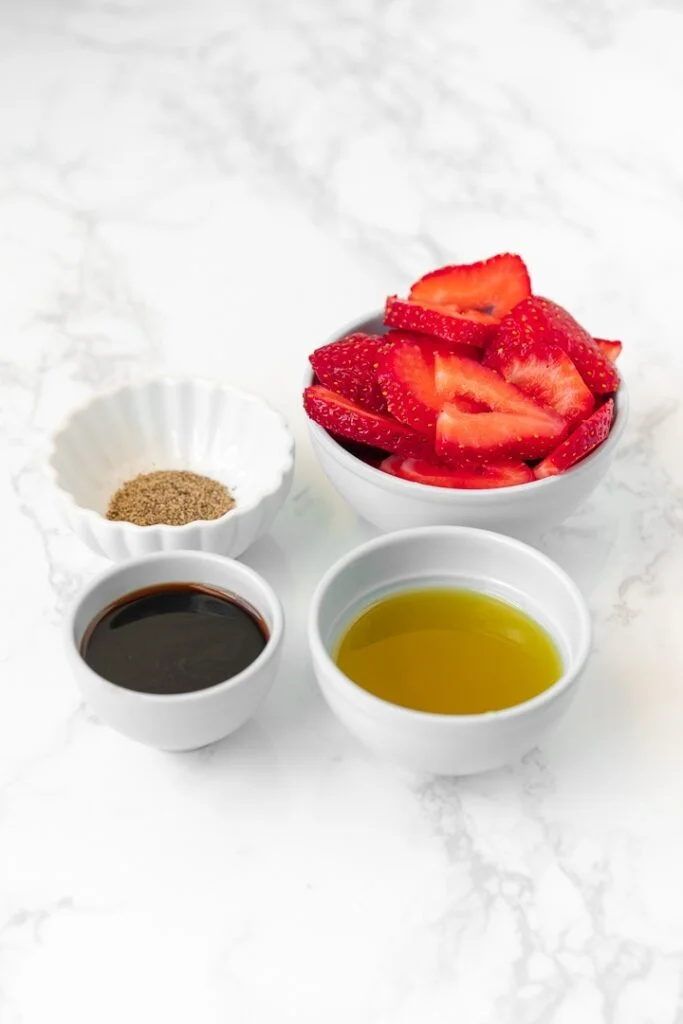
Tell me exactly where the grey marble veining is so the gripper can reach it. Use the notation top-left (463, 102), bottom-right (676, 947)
top-left (1, 1), bottom-right (683, 1021)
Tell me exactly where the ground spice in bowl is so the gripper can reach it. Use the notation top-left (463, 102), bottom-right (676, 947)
top-left (106, 470), bottom-right (235, 527)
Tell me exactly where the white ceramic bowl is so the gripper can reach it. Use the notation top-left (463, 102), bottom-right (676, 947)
top-left (49, 377), bottom-right (295, 561)
top-left (309, 527), bottom-right (591, 775)
top-left (66, 551), bottom-right (284, 750)
top-left (305, 312), bottom-right (628, 540)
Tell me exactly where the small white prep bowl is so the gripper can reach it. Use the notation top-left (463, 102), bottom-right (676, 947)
top-left (309, 527), bottom-right (591, 775)
top-left (49, 377), bottom-right (295, 561)
top-left (305, 312), bottom-right (628, 539)
top-left (66, 551), bottom-right (284, 750)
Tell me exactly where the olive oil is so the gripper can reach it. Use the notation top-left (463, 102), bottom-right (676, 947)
top-left (334, 587), bottom-right (562, 714)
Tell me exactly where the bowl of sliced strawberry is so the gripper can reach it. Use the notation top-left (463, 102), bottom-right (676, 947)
top-left (303, 253), bottom-right (628, 539)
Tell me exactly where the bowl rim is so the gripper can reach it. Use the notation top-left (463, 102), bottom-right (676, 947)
top-left (308, 525), bottom-right (592, 724)
top-left (303, 309), bottom-right (629, 499)
top-left (47, 375), bottom-right (295, 533)
top-left (66, 550), bottom-right (285, 703)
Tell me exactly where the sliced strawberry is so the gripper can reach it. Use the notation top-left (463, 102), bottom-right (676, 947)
top-left (409, 253), bottom-right (531, 321)
top-left (377, 337), bottom-right (441, 436)
top-left (534, 399), bottom-right (615, 478)
top-left (483, 339), bottom-right (594, 426)
top-left (303, 385), bottom-right (433, 459)
top-left (309, 332), bottom-right (389, 413)
top-left (434, 352), bottom-right (565, 426)
top-left (497, 297), bottom-right (620, 395)
top-left (377, 335), bottom-right (480, 436)
top-left (380, 455), bottom-right (533, 489)
top-left (452, 308), bottom-right (499, 326)
top-left (384, 296), bottom-right (495, 348)
top-left (436, 403), bottom-right (567, 465)
top-left (380, 454), bottom-right (406, 479)
top-left (386, 329), bottom-right (481, 361)
top-left (448, 394), bottom-right (488, 414)
top-left (594, 338), bottom-right (622, 363)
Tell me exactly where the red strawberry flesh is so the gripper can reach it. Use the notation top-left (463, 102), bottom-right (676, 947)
top-left (304, 384), bottom-right (433, 459)
top-left (497, 297), bottom-right (619, 395)
top-left (436, 403), bottom-right (567, 465)
top-left (377, 334), bottom-right (482, 435)
top-left (410, 253), bottom-right (531, 321)
top-left (434, 351), bottom-right (566, 426)
top-left (309, 332), bottom-right (389, 413)
top-left (380, 455), bottom-right (534, 489)
top-left (594, 338), bottom-right (622, 363)
top-left (534, 398), bottom-right (615, 478)
top-left (386, 329), bottom-right (481, 361)
top-left (377, 338), bottom-right (441, 436)
top-left (384, 296), bottom-right (495, 348)
top-left (484, 339), bottom-right (594, 426)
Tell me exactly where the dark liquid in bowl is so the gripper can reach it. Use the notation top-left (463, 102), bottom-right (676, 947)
top-left (81, 583), bottom-right (268, 695)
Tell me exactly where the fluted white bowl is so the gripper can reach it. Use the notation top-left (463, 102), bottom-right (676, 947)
top-left (48, 378), bottom-right (295, 561)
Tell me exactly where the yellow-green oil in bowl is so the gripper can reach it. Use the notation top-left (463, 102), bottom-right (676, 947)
top-left (334, 587), bottom-right (563, 714)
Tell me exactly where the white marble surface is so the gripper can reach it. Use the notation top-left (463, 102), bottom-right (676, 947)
top-left (2, 1), bottom-right (683, 1021)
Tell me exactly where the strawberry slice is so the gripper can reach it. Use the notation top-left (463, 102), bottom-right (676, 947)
top-left (378, 338), bottom-right (441, 436)
top-left (434, 352), bottom-right (565, 425)
top-left (386, 329), bottom-right (481, 361)
top-left (534, 399), bottom-right (615, 479)
top-left (436, 403), bottom-right (566, 465)
top-left (384, 296), bottom-right (495, 348)
top-left (497, 297), bottom-right (620, 395)
top-left (594, 338), bottom-right (622, 363)
top-left (303, 385), bottom-right (433, 459)
top-left (380, 455), bottom-right (533, 489)
top-left (409, 253), bottom-right (531, 321)
top-left (309, 332), bottom-right (389, 413)
top-left (483, 339), bottom-right (594, 426)
top-left (450, 308), bottom-right (499, 325)
top-left (378, 335), bottom-right (480, 435)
